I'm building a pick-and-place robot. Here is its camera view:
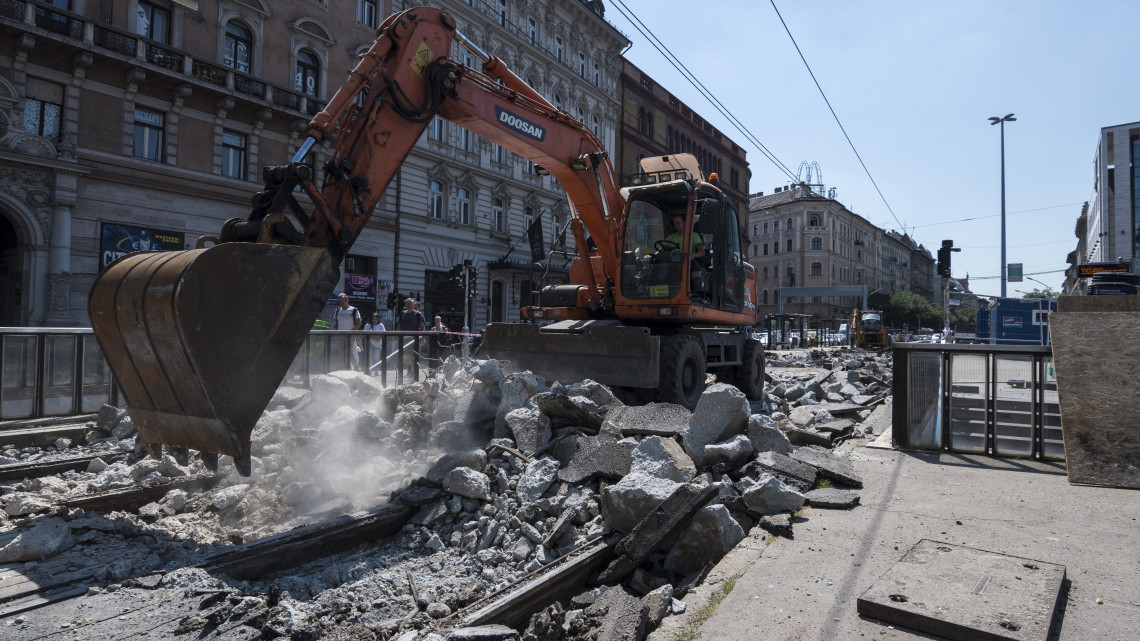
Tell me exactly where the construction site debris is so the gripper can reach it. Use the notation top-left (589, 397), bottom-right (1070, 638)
top-left (0, 347), bottom-right (891, 641)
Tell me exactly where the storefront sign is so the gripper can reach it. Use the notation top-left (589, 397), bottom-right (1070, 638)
top-left (100, 222), bottom-right (184, 269)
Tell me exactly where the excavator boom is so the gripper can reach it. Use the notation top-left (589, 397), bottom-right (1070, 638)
top-left (87, 7), bottom-right (629, 474)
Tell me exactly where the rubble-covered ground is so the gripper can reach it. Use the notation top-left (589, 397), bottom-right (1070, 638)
top-left (0, 347), bottom-right (891, 640)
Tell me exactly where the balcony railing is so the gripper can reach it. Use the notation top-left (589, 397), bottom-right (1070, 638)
top-left (892, 342), bottom-right (1062, 461)
top-left (1, 328), bottom-right (461, 421)
top-left (1, 0), bottom-right (320, 119)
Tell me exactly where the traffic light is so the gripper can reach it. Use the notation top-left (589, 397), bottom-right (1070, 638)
top-left (937, 240), bottom-right (960, 278)
top-left (467, 268), bottom-right (478, 296)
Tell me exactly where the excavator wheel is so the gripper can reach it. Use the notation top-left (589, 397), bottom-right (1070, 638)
top-left (731, 338), bottom-right (765, 401)
top-left (88, 243), bottom-right (339, 476)
top-left (657, 334), bottom-right (706, 410)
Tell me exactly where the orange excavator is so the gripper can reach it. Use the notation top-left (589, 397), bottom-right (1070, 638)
top-left (88, 8), bottom-right (762, 475)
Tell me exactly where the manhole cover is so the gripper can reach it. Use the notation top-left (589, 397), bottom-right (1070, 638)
top-left (857, 539), bottom-right (1065, 641)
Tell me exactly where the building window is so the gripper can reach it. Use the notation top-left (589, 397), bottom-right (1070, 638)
top-left (491, 142), bottom-right (504, 164)
top-left (774, 267), bottom-right (779, 280)
top-left (23, 79), bottom-right (63, 141)
top-left (358, 0), bottom-right (377, 28)
top-left (809, 215), bottom-right (819, 226)
top-left (497, 0), bottom-right (507, 26)
top-left (133, 108), bottom-right (164, 161)
top-left (811, 236), bottom-right (822, 250)
top-left (223, 22), bottom-right (252, 73)
top-left (774, 221), bottom-right (780, 232)
top-left (753, 224), bottom-right (758, 236)
top-left (578, 52), bottom-right (586, 77)
top-left (220, 129), bottom-right (246, 179)
top-left (524, 206), bottom-right (535, 233)
top-left (295, 49), bottom-right (320, 96)
top-left (527, 17), bottom-right (537, 44)
top-left (763, 266), bottom-right (768, 279)
top-left (457, 126), bottom-right (471, 151)
top-left (763, 244), bottom-right (768, 256)
top-left (429, 117), bottom-right (444, 141)
top-left (763, 222), bottom-right (769, 235)
top-left (592, 115), bottom-right (599, 135)
top-left (492, 197), bottom-right (506, 232)
top-left (857, 249), bottom-right (862, 262)
top-left (811, 262), bottom-right (823, 277)
top-left (593, 62), bottom-right (600, 87)
top-left (762, 289), bottom-right (768, 305)
top-left (429, 180), bottom-right (444, 219)
top-left (787, 217), bottom-right (793, 230)
top-left (555, 36), bottom-right (563, 62)
top-left (136, 1), bottom-right (171, 43)
top-left (787, 239), bottom-right (793, 252)
top-left (457, 187), bottom-right (471, 225)
top-left (773, 242), bottom-right (778, 255)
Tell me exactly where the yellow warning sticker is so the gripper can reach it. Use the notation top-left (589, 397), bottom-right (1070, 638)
top-left (410, 40), bottom-right (433, 77)
top-left (650, 285), bottom-right (670, 298)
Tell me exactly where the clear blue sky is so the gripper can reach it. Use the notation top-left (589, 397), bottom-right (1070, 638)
top-left (605, 0), bottom-right (1139, 296)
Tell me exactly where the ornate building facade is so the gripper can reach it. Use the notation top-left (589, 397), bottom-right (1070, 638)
top-left (747, 185), bottom-right (935, 326)
top-left (0, 0), bottom-right (627, 328)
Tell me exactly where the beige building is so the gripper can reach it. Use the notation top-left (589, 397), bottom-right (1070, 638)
top-left (747, 184), bottom-right (935, 326)
top-left (0, 0), bottom-right (627, 329)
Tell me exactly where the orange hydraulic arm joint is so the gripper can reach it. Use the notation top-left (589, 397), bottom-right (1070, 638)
top-left (244, 8), bottom-right (461, 262)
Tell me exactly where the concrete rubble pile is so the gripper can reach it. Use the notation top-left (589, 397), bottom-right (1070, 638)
top-left (0, 349), bottom-right (887, 641)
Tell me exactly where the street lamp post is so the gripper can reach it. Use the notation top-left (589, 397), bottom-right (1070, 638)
top-left (989, 113), bottom-right (1016, 298)
top-left (1025, 276), bottom-right (1056, 296)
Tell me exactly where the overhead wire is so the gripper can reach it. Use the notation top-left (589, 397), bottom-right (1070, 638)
top-left (768, 0), bottom-right (905, 232)
top-left (609, 0), bottom-right (800, 183)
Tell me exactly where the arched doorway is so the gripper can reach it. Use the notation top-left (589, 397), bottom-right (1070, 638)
top-left (1, 213), bottom-right (23, 326)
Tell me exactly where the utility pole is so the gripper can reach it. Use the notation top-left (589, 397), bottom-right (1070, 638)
top-left (462, 259), bottom-right (472, 359)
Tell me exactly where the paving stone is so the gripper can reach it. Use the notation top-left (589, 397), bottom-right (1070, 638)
top-left (533, 392), bottom-right (607, 430)
top-left (505, 408), bottom-right (551, 457)
top-left (681, 383), bottom-right (750, 467)
top-left (746, 414), bottom-right (793, 455)
top-left (702, 434), bottom-right (753, 470)
top-left (748, 451), bottom-right (817, 491)
top-left (596, 482), bottom-right (718, 583)
top-left (759, 513), bottom-right (794, 538)
top-left (785, 427), bottom-right (834, 448)
top-left (557, 434), bottom-right (631, 484)
top-left (448, 467), bottom-right (492, 501)
top-left (585, 585), bottom-right (648, 641)
top-left (602, 402), bottom-right (690, 438)
top-left (664, 504), bottom-right (745, 575)
top-left (630, 435), bottom-right (696, 483)
top-left (600, 472), bottom-right (682, 534)
top-left (516, 457), bottom-right (561, 502)
top-left (741, 474), bottom-right (806, 515)
top-left (790, 447), bottom-right (864, 488)
top-left (447, 625), bottom-right (521, 640)
top-left (804, 488), bottom-right (861, 509)
top-left (814, 418), bottom-right (855, 437)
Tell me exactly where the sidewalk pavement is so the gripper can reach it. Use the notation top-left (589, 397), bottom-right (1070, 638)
top-left (651, 417), bottom-right (1140, 641)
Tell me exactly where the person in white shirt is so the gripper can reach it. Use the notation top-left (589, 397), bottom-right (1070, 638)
top-left (334, 293), bottom-right (362, 370)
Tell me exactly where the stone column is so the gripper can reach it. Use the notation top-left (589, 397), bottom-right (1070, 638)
top-left (41, 181), bottom-right (78, 326)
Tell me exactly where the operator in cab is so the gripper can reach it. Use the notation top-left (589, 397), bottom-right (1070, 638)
top-left (664, 213), bottom-right (704, 259)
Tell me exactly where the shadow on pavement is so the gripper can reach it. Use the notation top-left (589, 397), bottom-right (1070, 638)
top-left (902, 450), bottom-right (1067, 476)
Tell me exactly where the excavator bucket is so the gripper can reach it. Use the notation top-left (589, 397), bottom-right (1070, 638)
top-left (88, 243), bottom-right (339, 475)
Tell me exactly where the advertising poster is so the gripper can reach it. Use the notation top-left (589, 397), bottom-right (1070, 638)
top-left (377, 279), bottom-right (394, 309)
top-left (100, 223), bottom-right (184, 269)
top-left (1002, 316), bottom-right (1023, 328)
top-left (344, 273), bottom-right (376, 303)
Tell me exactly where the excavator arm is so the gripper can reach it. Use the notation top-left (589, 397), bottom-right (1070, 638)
top-left (87, 7), bottom-right (625, 475)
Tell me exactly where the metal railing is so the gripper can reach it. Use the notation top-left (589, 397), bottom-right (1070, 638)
top-left (891, 342), bottom-right (1063, 460)
top-left (0, 328), bottom-right (465, 421)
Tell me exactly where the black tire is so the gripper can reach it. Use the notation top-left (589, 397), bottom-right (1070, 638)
top-left (657, 334), bottom-right (706, 410)
top-left (732, 338), bottom-right (765, 400)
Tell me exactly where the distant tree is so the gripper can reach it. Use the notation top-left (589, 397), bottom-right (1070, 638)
top-left (1021, 288), bottom-right (1059, 299)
